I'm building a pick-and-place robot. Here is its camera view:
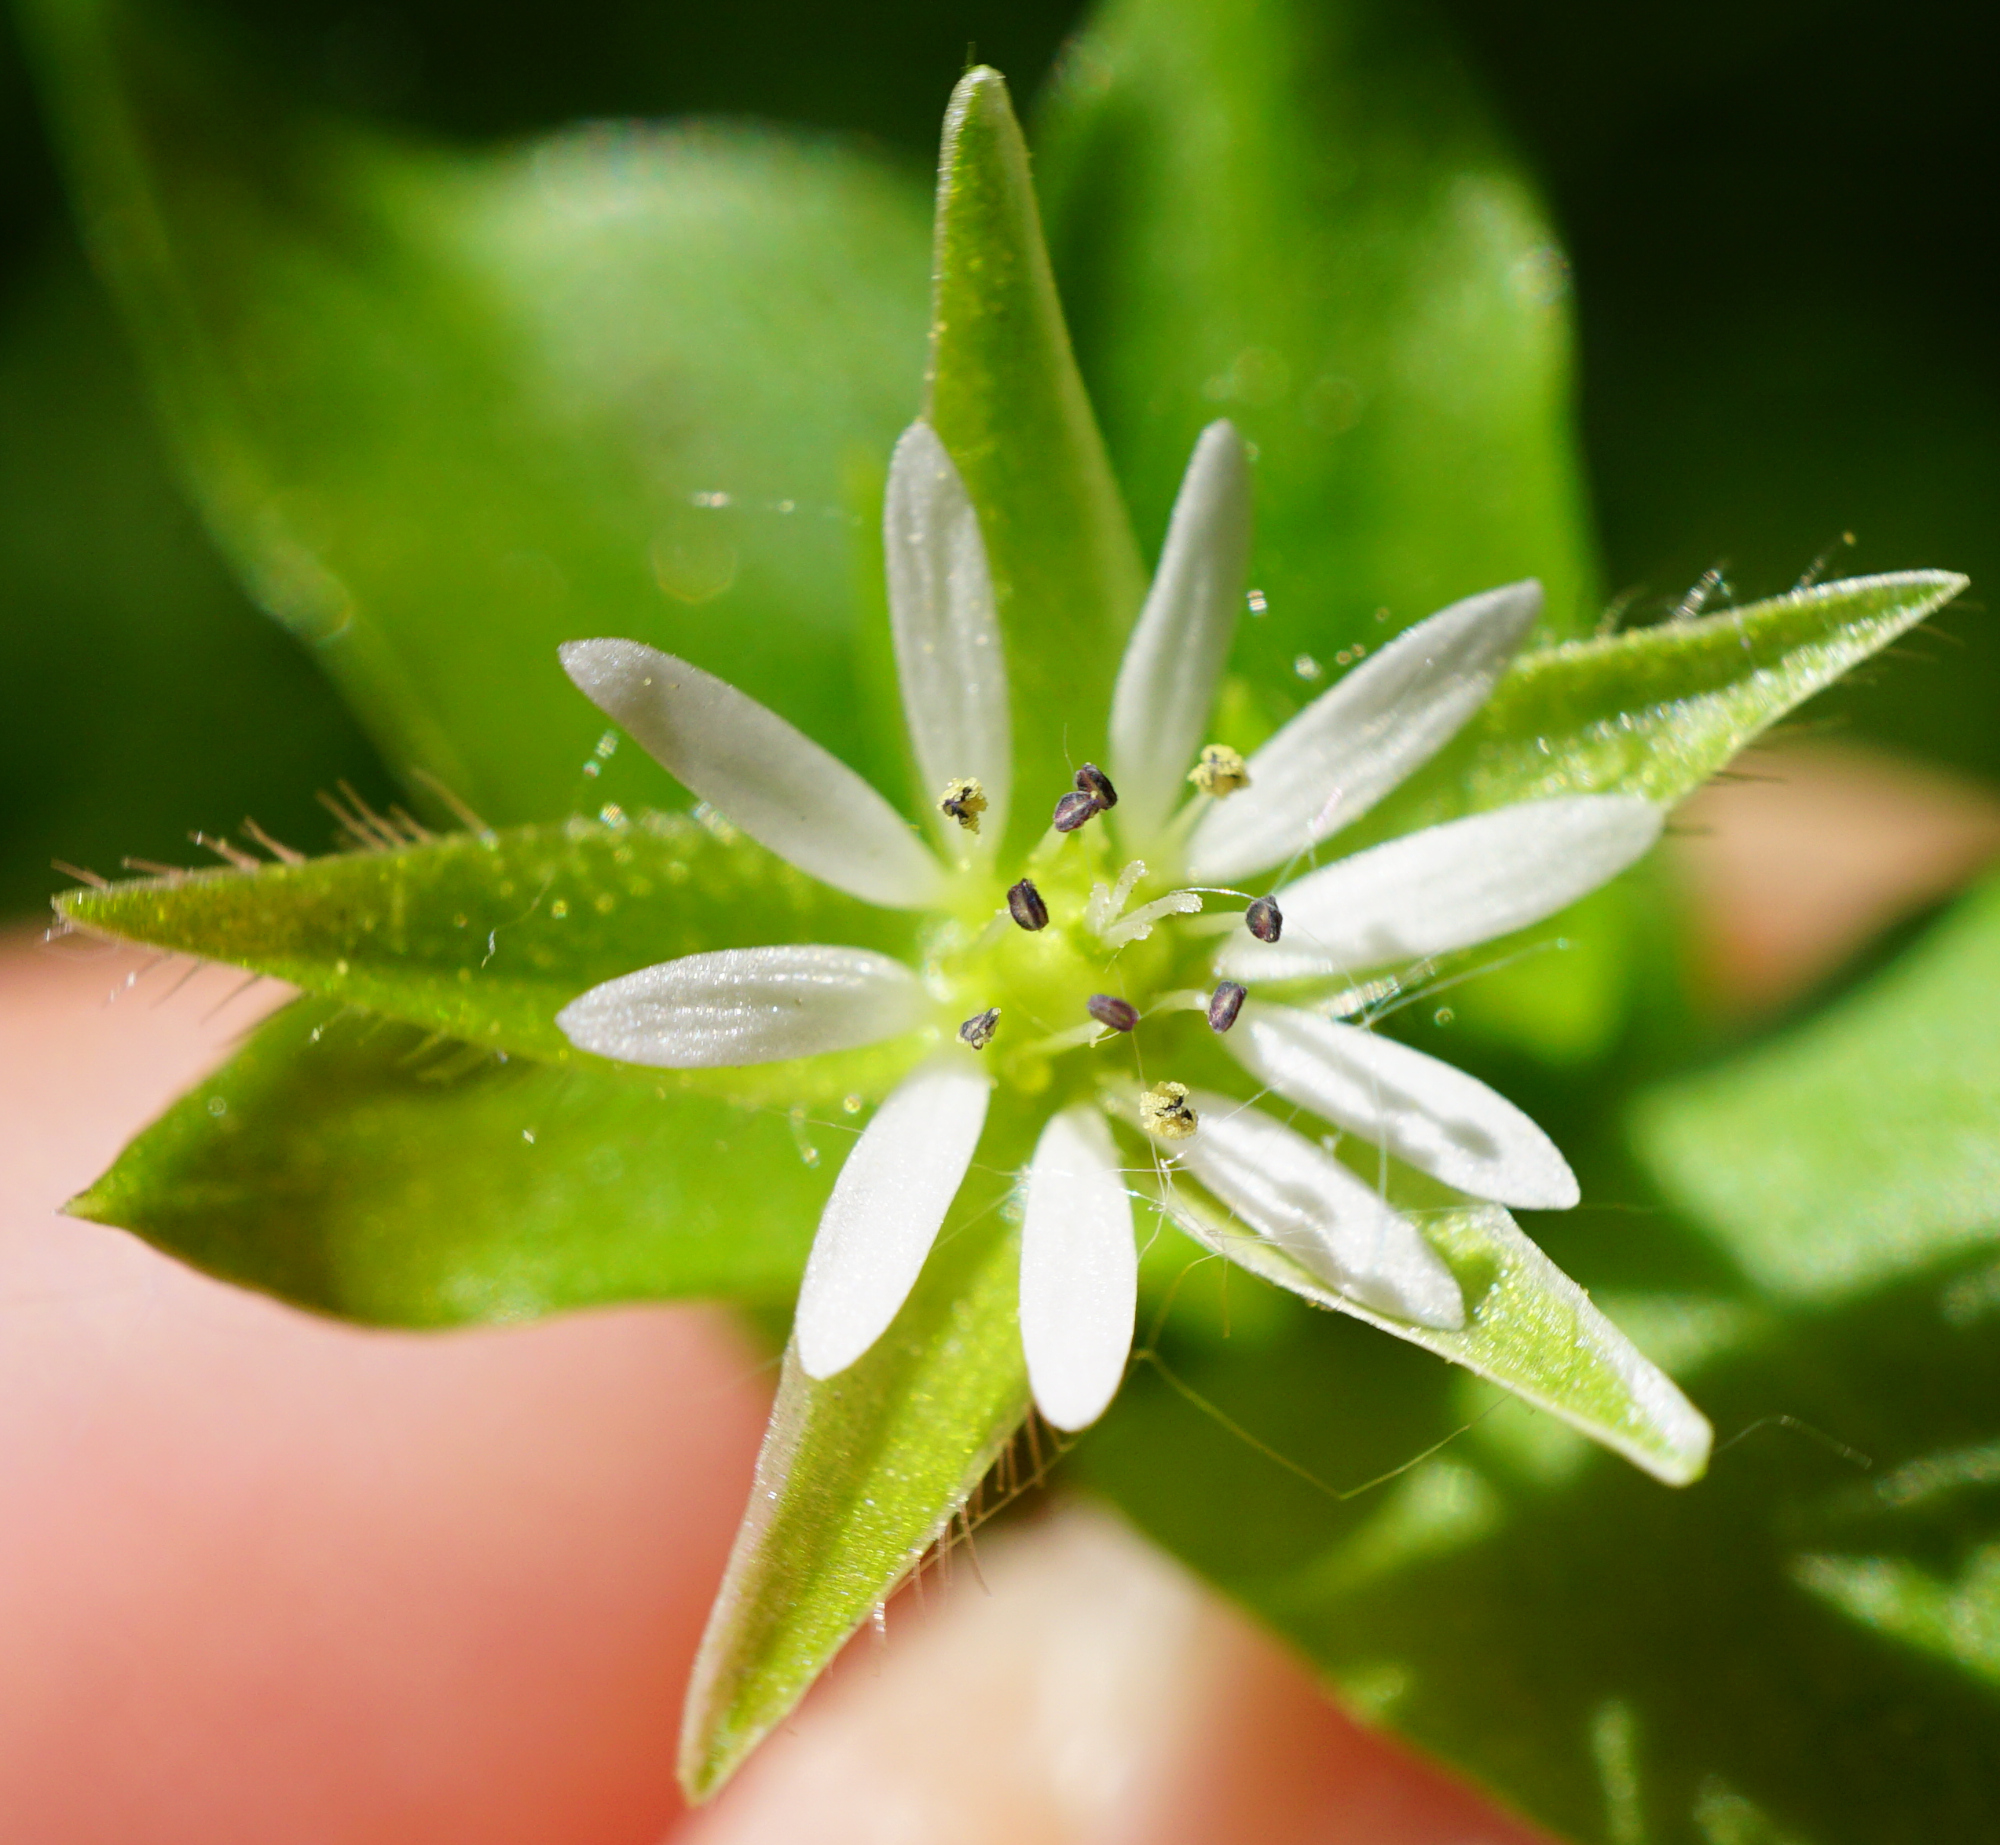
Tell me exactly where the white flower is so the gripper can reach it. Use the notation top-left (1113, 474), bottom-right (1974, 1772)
top-left (554, 419), bottom-right (1662, 1432)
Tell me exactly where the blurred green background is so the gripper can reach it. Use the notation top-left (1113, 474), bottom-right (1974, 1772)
top-left (2, 0), bottom-right (1994, 917)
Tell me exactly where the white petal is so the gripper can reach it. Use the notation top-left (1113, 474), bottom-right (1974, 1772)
top-left (1109, 421), bottom-right (1253, 846)
top-left (1185, 580), bottom-right (1543, 882)
top-left (561, 638), bottom-right (946, 910)
top-left (1173, 1094), bottom-right (1463, 1329)
top-left (884, 422), bottom-right (1011, 850)
top-left (794, 1060), bottom-right (991, 1379)
top-left (1020, 1108), bottom-right (1137, 1432)
top-left (1218, 794), bottom-right (1664, 983)
top-left (1226, 1003), bottom-right (1579, 1209)
top-left (556, 945), bottom-right (929, 1069)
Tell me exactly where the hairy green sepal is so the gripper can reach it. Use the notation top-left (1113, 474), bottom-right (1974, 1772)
top-left (678, 1148), bottom-right (1032, 1800)
top-left (70, 996), bottom-right (829, 1321)
top-left (57, 813), bottom-right (922, 1104)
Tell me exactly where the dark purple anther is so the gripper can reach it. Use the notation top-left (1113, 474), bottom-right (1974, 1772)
top-left (1207, 981), bottom-right (1247, 1034)
top-left (1052, 790), bottom-right (1099, 833)
top-left (1074, 762), bottom-right (1118, 809)
top-left (1007, 877), bottom-right (1049, 931)
top-left (958, 1007), bottom-right (1001, 1050)
top-left (1245, 894), bottom-right (1283, 943)
top-left (1086, 994), bottom-right (1139, 1033)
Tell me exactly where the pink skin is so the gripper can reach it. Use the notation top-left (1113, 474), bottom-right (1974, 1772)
top-left (17, 733), bottom-right (1982, 1845)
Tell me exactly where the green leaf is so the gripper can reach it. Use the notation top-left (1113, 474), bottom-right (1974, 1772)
top-left (20, 0), bottom-right (931, 819)
top-left (1085, 1217), bottom-right (2000, 1845)
top-left (70, 996), bottom-right (829, 1322)
top-left (1079, 868), bottom-right (2000, 1844)
top-left (56, 812), bottom-right (924, 1104)
top-left (1369, 570), bottom-right (1970, 840)
top-left (1037, 0), bottom-right (1598, 674)
top-left (1147, 1177), bottom-right (1710, 1485)
top-left (0, 246), bottom-right (390, 914)
top-left (1633, 869), bottom-right (2000, 1304)
top-left (678, 1127), bottom-right (1032, 1800)
top-left (1334, 569), bottom-right (1963, 1069)
top-left (925, 68), bottom-right (1147, 839)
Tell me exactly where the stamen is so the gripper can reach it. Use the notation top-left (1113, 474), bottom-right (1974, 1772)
top-left (938, 777), bottom-right (987, 834)
top-left (1074, 763), bottom-right (1118, 809)
top-left (1085, 859), bottom-right (1148, 936)
top-left (958, 1007), bottom-right (1001, 1050)
top-left (1086, 994), bottom-right (1139, 1033)
top-left (1100, 889), bottom-right (1202, 950)
top-left (1007, 878), bottom-right (1049, 931)
top-left (1245, 894), bottom-right (1284, 943)
top-left (1139, 1081), bottom-right (1198, 1140)
top-left (1188, 744), bottom-right (1249, 798)
top-left (1023, 1020), bottom-right (1107, 1056)
top-left (1052, 790), bottom-right (1099, 833)
top-left (1207, 981), bottom-right (1246, 1033)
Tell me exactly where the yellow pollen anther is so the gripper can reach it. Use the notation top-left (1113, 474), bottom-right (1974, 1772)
top-left (1188, 745), bottom-right (1249, 797)
top-left (1139, 1081), bottom-right (1199, 1141)
top-left (938, 777), bottom-right (987, 833)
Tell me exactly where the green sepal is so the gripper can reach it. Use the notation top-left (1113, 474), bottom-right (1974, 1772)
top-left (1146, 1162), bottom-right (1711, 1486)
top-left (678, 1128), bottom-right (1032, 1801)
top-left (1369, 570), bottom-right (1970, 839)
top-left (69, 996), bottom-right (830, 1322)
top-left (55, 813), bottom-right (926, 1105)
top-left (926, 68), bottom-right (1147, 841)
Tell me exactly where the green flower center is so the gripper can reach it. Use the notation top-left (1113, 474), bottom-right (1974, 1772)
top-left (922, 827), bottom-right (1210, 1105)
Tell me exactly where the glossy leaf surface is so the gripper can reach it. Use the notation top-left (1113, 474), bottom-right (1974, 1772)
top-left (70, 996), bottom-right (830, 1322)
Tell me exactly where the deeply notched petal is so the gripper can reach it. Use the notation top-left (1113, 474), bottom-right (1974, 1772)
top-left (1172, 1093), bottom-right (1464, 1329)
top-left (884, 423), bottom-right (1011, 849)
top-left (1218, 794), bottom-right (1664, 982)
top-left (1020, 1108), bottom-right (1137, 1432)
top-left (556, 946), bottom-right (931, 1069)
top-left (1185, 581), bottom-right (1544, 883)
top-left (560, 639), bottom-right (947, 911)
top-left (1226, 1003), bottom-right (1579, 1209)
top-left (1108, 420), bottom-right (1252, 846)
top-left (794, 1060), bottom-right (992, 1380)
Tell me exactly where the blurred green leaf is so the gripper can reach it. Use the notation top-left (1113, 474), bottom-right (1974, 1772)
top-left (926, 67), bottom-right (1145, 839)
top-left (1037, 0), bottom-right (1597, 678)
top-left (70, 995), bottom-right (829, 1321)
top-left (1634, 869), bottom-right (2000, 1305)
top-left (1032, 0), bottom-right (1612, 1078)
top-left (1077, 859), bottom-right (2000, 1843)
top-left (19, 0), bottom-right (931, 819)
top-left (56, 812), bottom-right (925, 1104)
top-left (1363, 569), bottom-right (1969, 843)
top-left (0, 245), bottom-right (390, 915)
top-left (1148, 1176), bottom-right (1710, 1484)
top-left (1084, 1219), bottom-right (2000, 1845)
top-left (678, 1132), bottom-right (1031, 1800)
